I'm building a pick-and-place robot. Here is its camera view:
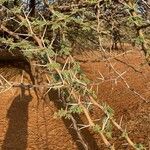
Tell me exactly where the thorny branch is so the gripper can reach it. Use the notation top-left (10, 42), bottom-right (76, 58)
top-left (0, 0), bottom-right (149, 149)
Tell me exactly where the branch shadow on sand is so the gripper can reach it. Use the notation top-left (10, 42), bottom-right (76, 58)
top-left (1, 87), bottom-right (32, 150)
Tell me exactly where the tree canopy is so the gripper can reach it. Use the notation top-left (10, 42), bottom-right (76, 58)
top-left (0, 0), bottom-right (150, 149)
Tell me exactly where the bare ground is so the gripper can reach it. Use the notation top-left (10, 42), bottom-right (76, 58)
top-left (0, 49), bottom-right (150, 150)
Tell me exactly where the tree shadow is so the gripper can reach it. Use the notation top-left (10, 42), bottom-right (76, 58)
top-left (48, 90), bottom-right (100, 150)
top-left (1, 87), bottom-right (32, 150)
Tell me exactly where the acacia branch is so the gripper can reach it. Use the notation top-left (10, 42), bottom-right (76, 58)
top-left (43, 0), bottom-right (98, 12)
top-left (71, 91), bottom-right (115, 150)
top-left (0, 24), bottom-right (20, 39)
top-left (137, 23), bottom-right (150, 30)
top-left (16, 14), bottom-right (43, 48)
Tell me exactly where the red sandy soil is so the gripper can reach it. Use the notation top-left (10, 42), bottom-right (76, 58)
top-left (0, 49), bottom-right (149, 150)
